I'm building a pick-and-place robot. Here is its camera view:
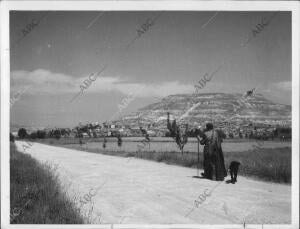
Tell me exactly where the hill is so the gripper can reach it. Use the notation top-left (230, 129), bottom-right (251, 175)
top-left (112, 93), bottom-right (291, 129)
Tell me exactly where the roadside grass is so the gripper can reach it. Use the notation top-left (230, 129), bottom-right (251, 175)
top-left (225, 147), bottom-right (291, 183)
top-left (129, 147), bottom-right (291, 184)
top-left (57, 143), bottom-right (291, 184)
top-left (10, 143), bottom-right (84, 224)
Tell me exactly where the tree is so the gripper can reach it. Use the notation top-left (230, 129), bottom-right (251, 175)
top-left (239, 132), bottom-right (243, 139)
top-left (103, 136), bottom-right (107, 149)
top-left (53, 129), bottom-right (61, 140)
top-left (138, 127), bottom-right (151, 150)
top-left (30, 132), bottom-right (37, 139)
top-left (117, 134), bottom-right (122, 147)
top-left (60, 128), bottom-right (67, 137)
top-left (10, 133), bottom-right (15, 142)
top-left (18, 128), bottom-right (27, 139)
top-left (166, 112), bottom-right (188, 155)
top-left (37, 130), bottom-right (46, 139)
top-left (249, 131), bottom-right (254, 139)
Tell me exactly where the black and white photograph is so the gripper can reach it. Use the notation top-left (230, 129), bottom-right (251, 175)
top-left (1, 1), bottom-right (299, 229)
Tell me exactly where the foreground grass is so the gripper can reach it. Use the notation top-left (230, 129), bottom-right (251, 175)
top-left (59, 143), bottom-right (291, 184)
top-left (10, 143), bottom-right (84, 224)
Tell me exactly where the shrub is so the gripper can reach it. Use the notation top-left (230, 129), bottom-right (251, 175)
top-left (10, 133), bottom-right (15, 142)
top-left (30, 132), bottom-right (37, 139)
top-left (36, 130), bottom-right (46, 139)
top-left (18, 128), bottom-right (27, 139)
top-left (53, 130), bottom-right (61, 140)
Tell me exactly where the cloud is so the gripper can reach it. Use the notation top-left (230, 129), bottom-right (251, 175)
top-left (11, 69), bottom-right (194, 97)
top-left (113, 81), bottom-right (193, 98)
top-left (272, 81), bottom-right (291, 91)
top-left (11, 69), bottom-right (76, 94)
top-left (259, 81), bottom-right (292, 94)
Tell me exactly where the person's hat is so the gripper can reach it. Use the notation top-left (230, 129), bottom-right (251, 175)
top-left (205, 123), bottom-right (214, 131)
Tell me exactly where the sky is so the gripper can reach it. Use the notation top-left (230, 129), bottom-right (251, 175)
top-left (10, 11), bottom-right (291, 128)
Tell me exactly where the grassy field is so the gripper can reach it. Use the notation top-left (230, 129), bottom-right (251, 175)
top-left (136, 148), bottom-right (291, 184)
top-left (24, 137), bottom-right (291, 183)
top-left (32, 137), bottom-right (291, 153)
top-left (57, 142), bottom-right (291, 184)
top-left (32, 136), bottom-right (290, 144)
top-left (10, 143), bottom-right (84, 224)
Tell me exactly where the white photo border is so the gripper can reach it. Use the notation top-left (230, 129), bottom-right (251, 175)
top-left (1, 1), bottom-right (299, 229)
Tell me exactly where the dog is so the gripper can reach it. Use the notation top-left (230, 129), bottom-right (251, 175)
top-left (229, 161), bottom-right (241, 184)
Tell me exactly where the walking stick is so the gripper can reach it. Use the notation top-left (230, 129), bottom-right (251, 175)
top-left (197, 137), bottom-right (200, 177)
top-left (196, 134), bottom-right (203, 177)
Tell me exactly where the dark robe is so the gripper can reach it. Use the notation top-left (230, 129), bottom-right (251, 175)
top-left (200, 130), bottom-right (213, 179)
top-left (201, 129), bottom-right (227, 181)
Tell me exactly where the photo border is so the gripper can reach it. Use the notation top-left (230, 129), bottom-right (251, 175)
top-left (1, 1), bottom-right (299, 229)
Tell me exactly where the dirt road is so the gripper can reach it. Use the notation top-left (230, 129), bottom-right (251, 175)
top-left (15, 141), bottom-right (291, 224)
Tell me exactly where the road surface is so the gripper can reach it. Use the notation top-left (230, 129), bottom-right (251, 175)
top-left (15, 141), bottom-right (291, 224)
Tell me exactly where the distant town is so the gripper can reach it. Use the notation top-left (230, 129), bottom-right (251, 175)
top-left (11, 117), bottom-right (292, 142)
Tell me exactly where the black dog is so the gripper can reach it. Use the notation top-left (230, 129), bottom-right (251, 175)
top-left (229, 161), bottom-right (241, 184)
